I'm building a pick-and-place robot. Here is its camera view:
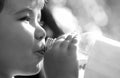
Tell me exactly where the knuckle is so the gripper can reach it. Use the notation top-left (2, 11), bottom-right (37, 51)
top-left (65, 35), bottom-right (72, 40)
top-left (60, 40), bottom-right (69, 47)
top-left (68, 44), bottom-right (77, 50)
top-left (72, 38), bottom-right (78, 43)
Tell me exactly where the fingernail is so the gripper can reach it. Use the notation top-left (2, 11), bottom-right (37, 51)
top-left (46, 38), bottom-right (56, 50)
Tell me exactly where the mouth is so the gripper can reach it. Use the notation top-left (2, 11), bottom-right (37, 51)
top-left (35, 46), bottom-right (47, 55)
top-left (33, 37), bottom-right (55, 56)
top-left (34, 45), bottom-right (47, 56)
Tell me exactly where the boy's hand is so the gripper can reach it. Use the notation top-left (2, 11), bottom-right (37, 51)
top-left (44, 34), bottom-right (79, 78)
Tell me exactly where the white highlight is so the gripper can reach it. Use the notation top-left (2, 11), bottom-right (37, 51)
top-left (52, 6), bottom-right (81, 33)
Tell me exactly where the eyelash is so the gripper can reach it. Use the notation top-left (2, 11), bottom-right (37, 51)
top-left (17, 15), bottom-right (44, 27)
top-left (18, 16), bottom-right (31, 22)
top-left (18, 15), bottom-right (41, 22)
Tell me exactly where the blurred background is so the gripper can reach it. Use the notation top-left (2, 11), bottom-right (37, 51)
top-left (15, 0), bottom-right (120, 78)
top-left (44, 0), bottom-right (120, 41)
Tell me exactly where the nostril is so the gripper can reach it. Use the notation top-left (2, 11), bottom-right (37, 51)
top-left (35, 35), bottom-right (44, 40)
top-left (34, 28), bottom-right (46, 40)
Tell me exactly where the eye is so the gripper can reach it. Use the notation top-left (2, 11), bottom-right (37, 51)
top-left (18, 16), bottom-right (31, 22)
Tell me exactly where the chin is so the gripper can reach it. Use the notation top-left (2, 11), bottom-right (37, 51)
top-left (25, 62), bottom-right (43, 76)
top-left (15, 61), bottom-right (43, 76)
top-left (15, 67), bottom-right (40, 77)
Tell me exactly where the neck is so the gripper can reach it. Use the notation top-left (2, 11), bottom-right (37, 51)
top-left (0, 75), bottom-right (12, 78)
top-left (0, 71), bottom-right (13, 78)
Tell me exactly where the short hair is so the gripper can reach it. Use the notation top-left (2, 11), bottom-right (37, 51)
top-left (0, 0), bottom-right (5, 12)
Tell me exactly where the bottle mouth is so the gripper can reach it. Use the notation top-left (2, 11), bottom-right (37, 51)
top-left (45, 37), bottom-right (56, 51)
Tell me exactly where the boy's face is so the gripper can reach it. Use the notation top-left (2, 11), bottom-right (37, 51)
top-left (0, 0), bottom-right (46, 76)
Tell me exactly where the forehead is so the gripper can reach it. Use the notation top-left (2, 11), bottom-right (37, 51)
top-left (5, 0), bottom-right (44, 13)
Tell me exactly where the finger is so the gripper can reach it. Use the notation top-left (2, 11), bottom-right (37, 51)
top-left (69, 34), bottom-right (79, 46)
top-left (56, 34), bottom-right (66, 40)
top-left (68, 43), bottom-right (77, 52)
top-left (71, 36), bottom-right (78, 44)
top-left (60, 35), bottom-right (73, 49)
top-left (53, 37), bottom-right (65, 48)
top-left (53, 34), bottom-right (70, 48)
top-left (65, 34), bottom-right (73, 41)
top-left (68, 35), bottom-right (79, 53)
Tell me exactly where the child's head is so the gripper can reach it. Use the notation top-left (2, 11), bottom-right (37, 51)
top-left (0, 0), bottom-right (46, 77)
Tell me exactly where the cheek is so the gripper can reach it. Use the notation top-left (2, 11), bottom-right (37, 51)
top-left (0, 22), bottom-right (36, 68)
top-left (0, 21), bottom-right (35, 54)
top-left (19, 22), bottom-right (35, 46)
top-left (13, 22), bottom-right (35, 51)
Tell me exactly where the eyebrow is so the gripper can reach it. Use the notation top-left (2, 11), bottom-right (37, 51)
top-left (14, 8), bottom-right (33, 15)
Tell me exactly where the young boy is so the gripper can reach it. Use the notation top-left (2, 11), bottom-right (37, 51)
top-left (0, 0), bottom-right (79, 78)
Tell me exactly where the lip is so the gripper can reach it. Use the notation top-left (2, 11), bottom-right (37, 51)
top-left (35, 47), bottom-right (46, 55)
top-left (33, 45), bottom-right (46, 56)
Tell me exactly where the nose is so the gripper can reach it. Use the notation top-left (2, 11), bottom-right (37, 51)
top-left (34, 26), bottom-right (46, 41)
